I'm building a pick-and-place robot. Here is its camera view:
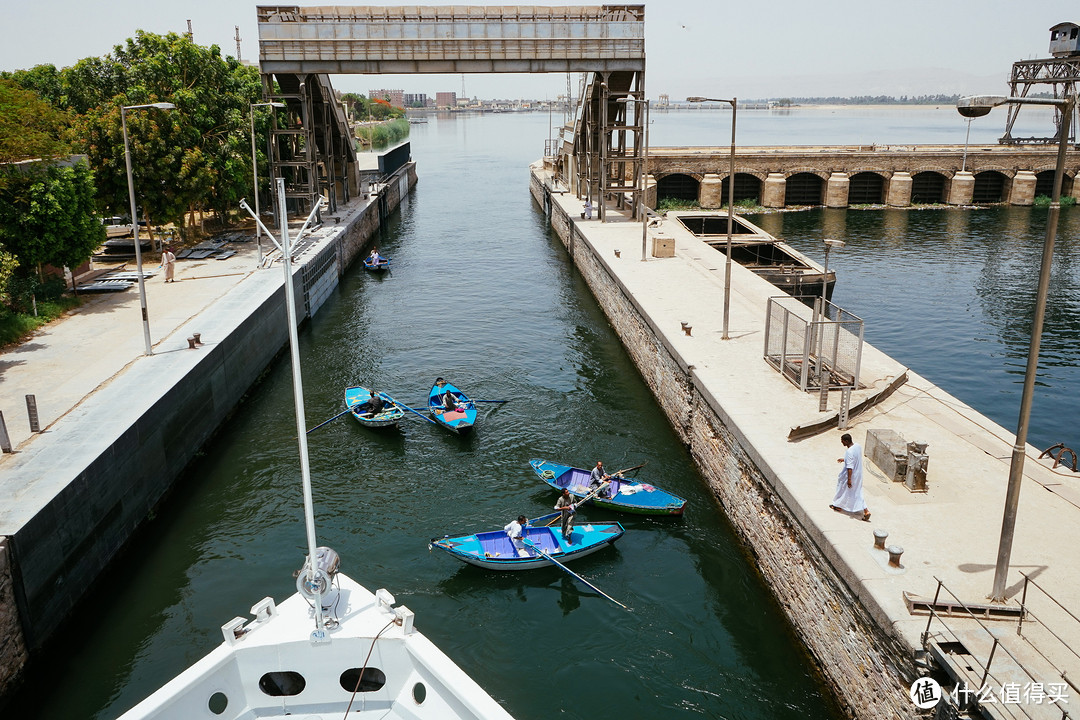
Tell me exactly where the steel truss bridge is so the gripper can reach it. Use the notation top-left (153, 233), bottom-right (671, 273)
top-left (256, 4), bottom-right (647, 219)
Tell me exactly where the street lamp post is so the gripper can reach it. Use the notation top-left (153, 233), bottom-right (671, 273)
top-left (817, 239), bottom-right (844, 411)
top-left (250, 102), bottom-right (286, 267)
top-left (687, 96), bottom-right (737, 338)
top-left (958, 93), bottom-right (1075, 601)
top-left (121, 101), bottom-right (175, 357)
top-left (615, 96), bottom-right (650, 260)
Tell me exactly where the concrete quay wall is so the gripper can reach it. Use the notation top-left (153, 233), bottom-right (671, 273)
top-left (532, 169), bottom-right (914, 719)
top-left (0, 164), bottom-right (416, 699)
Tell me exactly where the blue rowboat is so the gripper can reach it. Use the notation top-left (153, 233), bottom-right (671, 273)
top-left (363, 254), bottom-right (390, 271)
top-left (430, 512), bottom-right (624, 570)
top-left (427, 378), bottom-right (478, 433)
top-left (528, 458), bottom-right (686, 515)
top-left (344, 386), bottom-right (405, 428)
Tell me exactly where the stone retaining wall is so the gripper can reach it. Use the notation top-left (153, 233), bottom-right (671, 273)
top-left (531, 169), bottom-right (915, 719)
top-left (0, 164), bottom-right (416, 702)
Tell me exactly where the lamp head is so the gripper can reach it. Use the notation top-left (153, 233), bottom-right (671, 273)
top-left (686, 96), bottom-right (707, 103)
top-left (151, 102), bottom-right (176, 110)
top-left (956, 95), bottom-right (1007, 118)
top-left (823, 239), bottom-right (845, 248)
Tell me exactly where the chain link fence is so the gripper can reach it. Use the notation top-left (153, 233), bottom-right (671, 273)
top-left (764, 295), bottom-right (864, 392)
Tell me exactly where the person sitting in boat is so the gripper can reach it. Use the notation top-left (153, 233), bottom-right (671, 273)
top-left (364, 391), bottom-right (385, 417)
top-left (441, 390), bottom-right (459, 411)
top-left (589, 461), bottom-right (610, 497)
top-left (504, 515), bottom-right (529, 557)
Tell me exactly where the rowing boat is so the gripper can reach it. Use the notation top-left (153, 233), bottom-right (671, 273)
top-left (427, 378), bottom-right (478, 433)
top-left (430, 512), bottom-right (624, 570)
top-left (344, 386), bottom-right (405, 428)
top-left (363, 254), bottom-right (390, 271)
top-left (528, 458), bottom-right (686, 515)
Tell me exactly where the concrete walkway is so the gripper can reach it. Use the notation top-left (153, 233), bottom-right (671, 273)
top-left (542, 170), bottom-right (1079, 714)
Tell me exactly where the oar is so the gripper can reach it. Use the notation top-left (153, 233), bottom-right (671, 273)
top-left (521, 538), bottom-right (628, 610)
top-left (546, 481), bottom-right (610, 527)
top-left (473, 399), bottom-right (509, 404)
top-left (385, 396), bottom-right (439, 425)
top-left (307, 403), bottom-right (361, 434)
top-left (611, 462), bottom-right (647, 477)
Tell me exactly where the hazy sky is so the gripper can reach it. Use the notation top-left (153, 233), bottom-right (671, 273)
top-left (2, 1), bottom-right (1077, 100)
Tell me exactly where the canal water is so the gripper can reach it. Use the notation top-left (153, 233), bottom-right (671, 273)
top-left (8, 105), bottom-right (1077, 720)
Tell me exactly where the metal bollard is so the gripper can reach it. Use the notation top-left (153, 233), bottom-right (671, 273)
top-left (193, 332), bottom-right (202, 345)
top-left (873, 529), bottom-right (888, 550)
top-left (0, 411), bottom-right (12, 453)
top-left (26, 394), bottom-right (39, 433)
top-left (187, 337), bottom-right (198, 349)
top-left (887, 545), bottom-right (904, 567)
top-left (614, 249), bottom-right (621, 258)
top-left (681, 322), bottom-right (692, 336)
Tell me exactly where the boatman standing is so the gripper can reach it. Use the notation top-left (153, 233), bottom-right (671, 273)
top-left (504, 515), bottom-right (530, 557)
top-left (555, 488), bottom-right (576, 543)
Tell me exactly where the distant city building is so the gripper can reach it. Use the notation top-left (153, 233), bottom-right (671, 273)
top-left (369, 89), bottom-right (404, 108)
top-left (436, 91), bottom-right (457, 108)
top-left (403, 93), bottom-right (428, 108)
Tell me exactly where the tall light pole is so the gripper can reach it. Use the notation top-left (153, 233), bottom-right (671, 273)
top-left (615, 95), bottom-right (650, 260)
top-left (818, 239), bottom-right (844, 411)
top-left (250, 101), bottom-right (285, 267)
top-left (958, 93), bottom-right (1075, 601)
top-left (121, 101), bottom-right (175, 357)
top-left (687, 96), bottom-right (737, 338)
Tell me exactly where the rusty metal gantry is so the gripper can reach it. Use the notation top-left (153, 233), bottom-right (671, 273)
top-left (1000, 57), bottom-right (1080, 145)
top-left (255, 5), bottom-right (646, 218)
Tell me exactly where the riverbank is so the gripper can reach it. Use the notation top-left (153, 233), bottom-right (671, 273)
top-left (531, 162), bottom-right (1080, 719)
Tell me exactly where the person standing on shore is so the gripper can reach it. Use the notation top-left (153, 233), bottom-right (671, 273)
top-left (830, 433), bottom-right (870, 521)
top-left (160, 246), bottom-right (176, 283)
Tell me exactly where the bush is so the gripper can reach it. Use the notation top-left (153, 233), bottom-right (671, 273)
top-left (0, 294), bottom-right (79, 347)
top-left (1033, 194), bottom-right (1076, 207)
top-left (657, 197), bottom-right (700, 211)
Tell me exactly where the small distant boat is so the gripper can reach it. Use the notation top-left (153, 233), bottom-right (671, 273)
top-left (528, 459), bottom-right (687, 515)
top-left (430, 513), bottom-right (624, 570)
top-left (428, 378), bottom-right (478, 434)
top-left (363, 253), bottom-right (390, 271)
top-left (344, 386), bottom-right (405, 428)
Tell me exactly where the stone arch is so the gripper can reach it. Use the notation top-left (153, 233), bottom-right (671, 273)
top-left (972, 170), bottom-right (1008, 203)
top-left (911, 171), bottom-right (948, 204)
top-left (848, 172), bottom-right (886, 204)
top-left (782, 167), bottom-right (830, 181)
top-left (721, 172), bottom-right (763, 204)
top-left (1034, 169), bottom-right (1075, 198)
top-left (657, 173), bottom-right (701, 202)
top-left (784, 172), bottom-right (825, 206)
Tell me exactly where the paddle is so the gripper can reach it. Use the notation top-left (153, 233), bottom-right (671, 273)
top-left (520, 538), bottom-right (628, 610)
top-left (546, 481), bottom-right (610, 527)
top-left (306, 403), bottom-right (362, 434)
top-left (385, 396), bottom-right (440, 425)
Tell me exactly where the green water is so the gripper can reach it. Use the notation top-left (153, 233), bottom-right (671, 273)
top-left (6, 112), bottom-right (841, 719)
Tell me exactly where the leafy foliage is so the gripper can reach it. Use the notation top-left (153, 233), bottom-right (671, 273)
top-left (0, 77), bottom-right (71, 164)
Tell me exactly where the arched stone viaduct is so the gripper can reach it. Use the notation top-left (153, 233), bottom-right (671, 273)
top-left (646, 144), bottom-right (1080, 208)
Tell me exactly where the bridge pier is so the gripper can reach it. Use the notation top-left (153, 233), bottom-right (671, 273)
top-left (947, 171), bottom-right (974, 205)
top-left (763, 172), bottom-right (786, 208)
top-left (699, 174), bottom-right (724, 208)
top-left (1009, 170), bottom-right (1037, 206)
top-left (825, 172), bottom-right (849, 208)
top-left (886, 172), bottom-right (912, 207)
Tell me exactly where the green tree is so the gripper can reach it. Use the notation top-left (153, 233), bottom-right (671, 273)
top-left (0, 77), bottom-right (70, 164)
top-left (0, 160), bottom-right (105, 270)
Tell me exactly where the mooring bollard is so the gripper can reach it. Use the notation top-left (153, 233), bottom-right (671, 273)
top-left (873, 529), bottom-right (889, 550)
top-left (681, 322), bottom-right (692, 336)
top-left (887, 545), bottom-right (904, 568)
top-left (0, 411), bottom-right (12, 453)
top-left (187, 337), bottom-right (198, 350)
top-left (25, 394), bottom-right (39, 433)
top-left (614, 249), bottom-right (621, 258)
top-left (193, 332), bottom-right (202, 345)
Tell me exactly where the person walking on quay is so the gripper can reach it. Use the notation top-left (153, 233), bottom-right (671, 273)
top-left (160, 246), bottom-right (176, 283)
top-left (830, 433), bottom-right (870, 521)
top-left (555, 488), bottom-right (576, 542)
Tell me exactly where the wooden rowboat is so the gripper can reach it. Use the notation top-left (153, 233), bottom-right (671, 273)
top-left (427, 378), bottom-right (478, 434)
top-left (363, 254), bottom-right (390, 271)
top-left (344, 386), bottom-right (405, 428)
top-left (430, 512), bottom-right (623, 570)
top-left (528, 458), bottom-right (686, 515)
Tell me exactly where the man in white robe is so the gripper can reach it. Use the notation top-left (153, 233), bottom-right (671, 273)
top-left (830, 433), bottom-right (870, 521)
